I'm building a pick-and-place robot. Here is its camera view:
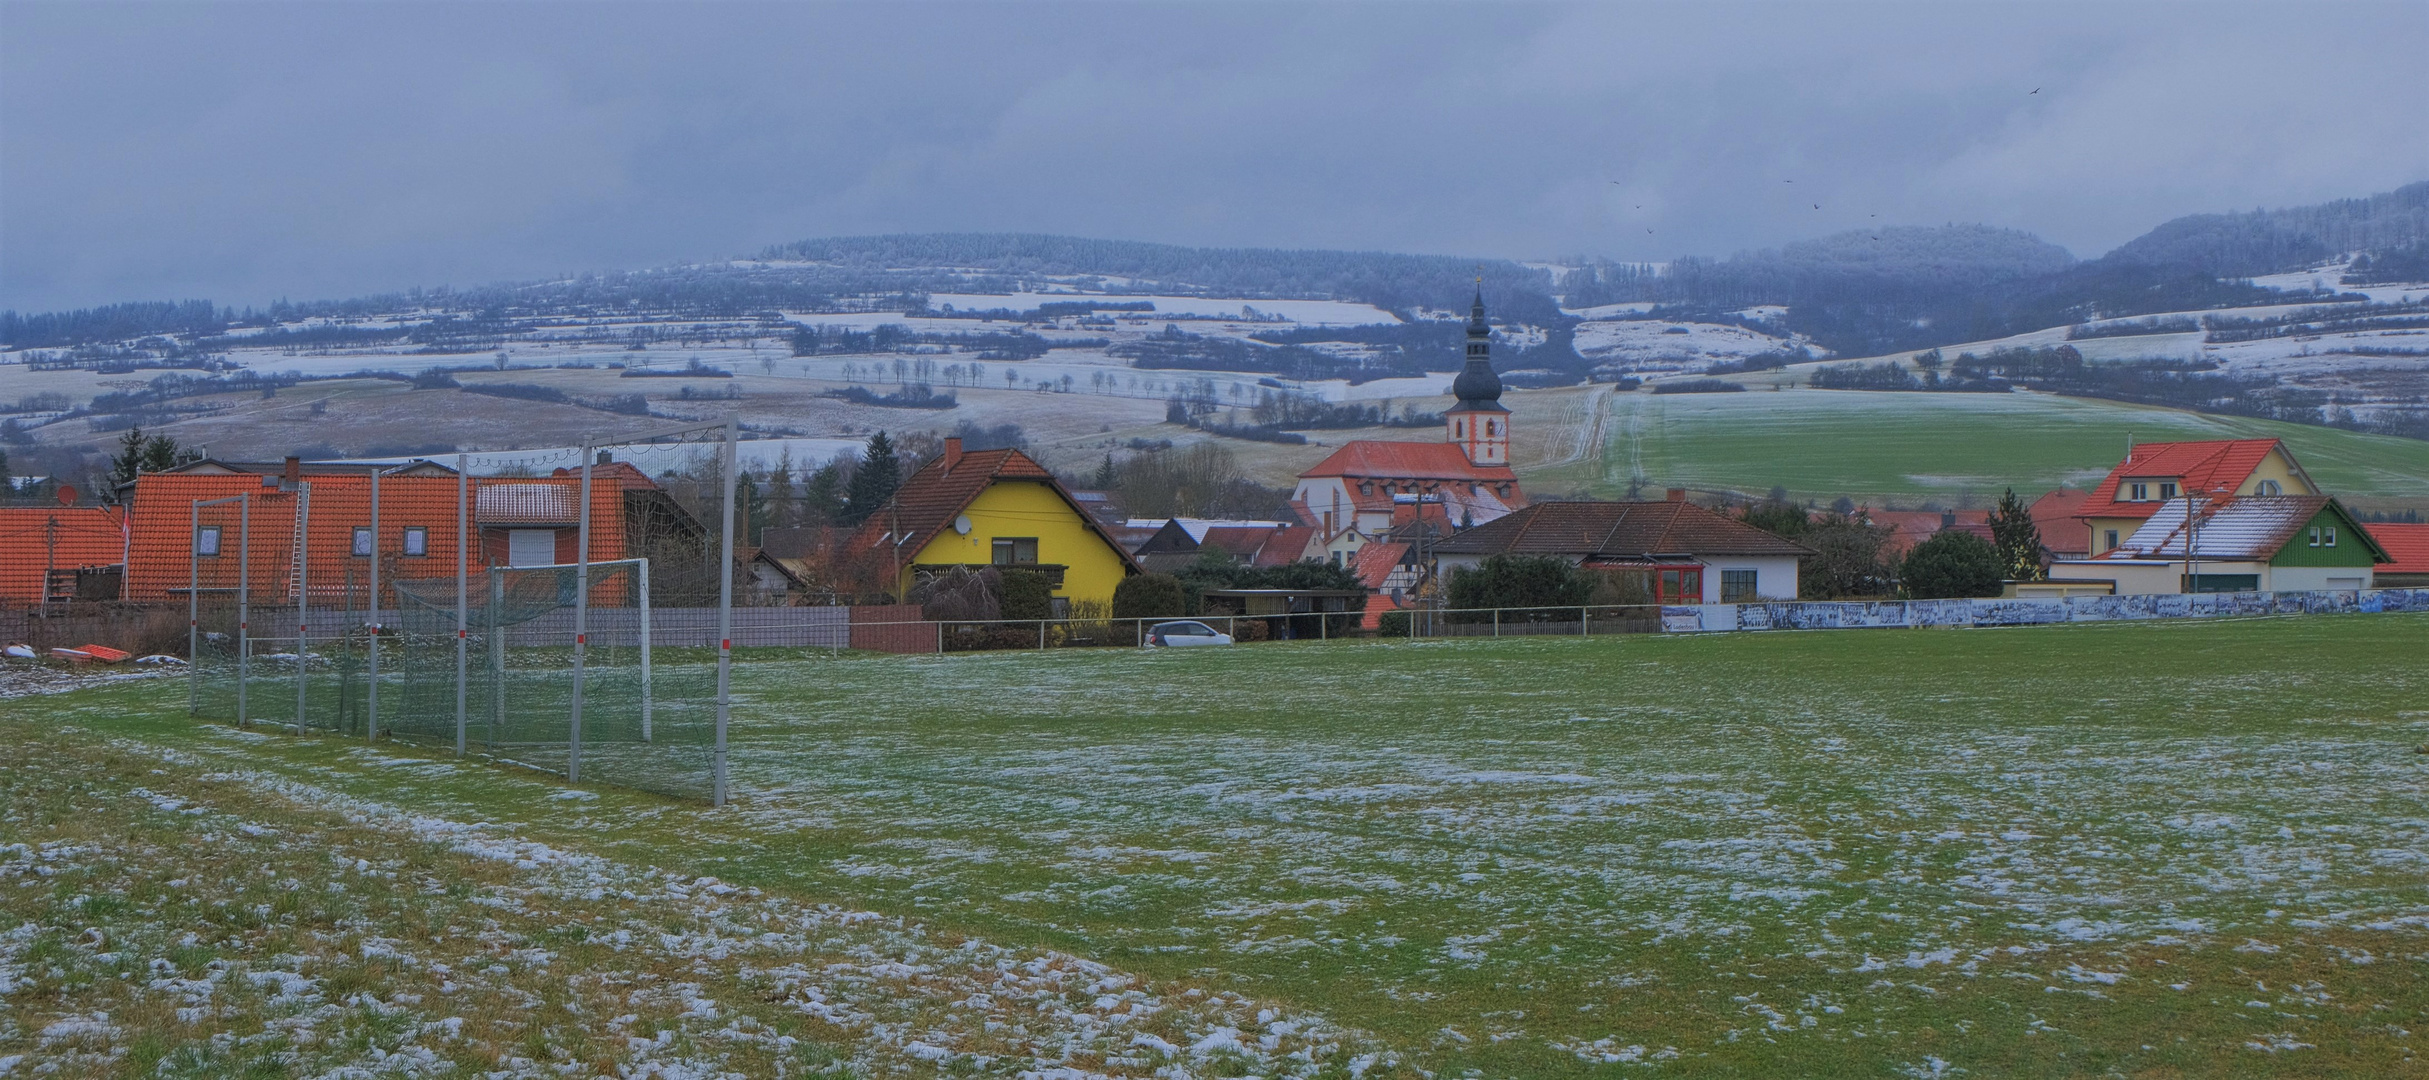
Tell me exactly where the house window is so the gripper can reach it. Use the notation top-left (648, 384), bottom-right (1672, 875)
top-left (2257, 479), bottom-right (2282, 496)
top-left (402, 527), bottom-right (428, 557)
top-left (1720, 569), bottom-right (1758, 603)
top-left (2323, 526), bottom-right (2336, 547)
top-left (2104, 529), bottom-right (2119, 551)
top-left (2158, 482), bottom-right (2178, 500)
top-left (1659, 568), bottom-right (1702, 603)
top-left (2128, 483), bottom-right (2147, 501)
top-left (991, 537), bottom-right (1039, 565)
top-left (352, 527), bottom-right (374, 557)
top-left (507, 529), bottom-right (557, 567)
top-left (196, 526), bottom-right (222, 557)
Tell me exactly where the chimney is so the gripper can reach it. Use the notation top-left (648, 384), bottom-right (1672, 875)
top-left (596, 449), bottom-right (613, 465)
top-left (941, 437), bottom-right (962, 472)
top-left (283, 456), bottom-right (302, 487)
top-left (1665, 488), bottom-right (1686, 502)
top-left (1941, 510), bottom-right (1956, 530)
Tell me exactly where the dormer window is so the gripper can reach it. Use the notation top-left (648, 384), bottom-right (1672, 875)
top-left (2158, 482), bottom-right (2177, 500)
top-left (2128, 483), bottom-right (2148, 501)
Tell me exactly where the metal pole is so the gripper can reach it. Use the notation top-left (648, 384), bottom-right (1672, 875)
top-left (454, 454), bottom-right (468, 758)
top-left (638, 557), bottom-right (652, 742)
top-left (1493, 608), bottom-right (1501, 637)
top-left (569, 444), bottom-right (593, 784)
top-left (188, 499), bottom-right (199, 715)
top-left (294, 483), bottom-right (310, 736)
top-left (1580, 605), bottom-right (1589, 636)
top-left (715, 413), bottom-right (738, 806)
top-left (488, 568), bottom-right (503, 752)
top-left (367, 469), bottom-right (380, 744)
top-left (237, 497), bottom-right (249, 730)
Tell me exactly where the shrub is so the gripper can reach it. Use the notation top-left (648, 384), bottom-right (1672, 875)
top-left (912, 566), bottom-right (999, 621)
top-left (1113, 573), bottom-right (1187, 622)
top-left (1447, 555), bottom-right (1591, 612)
top-left (1233, 617), bottom-right (1270, 642)
top-left (997, 568), bottom-right (1054, 621)
top-left (1376, 610), bottom-right (1410, 637)
top-left (1900, 529), bottom-right (2005, 599)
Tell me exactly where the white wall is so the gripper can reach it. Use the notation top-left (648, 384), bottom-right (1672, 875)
top-left (1697, 555), bottom-right (1799, 602)
top-left (2266, 565), bottom-right (2374, 592)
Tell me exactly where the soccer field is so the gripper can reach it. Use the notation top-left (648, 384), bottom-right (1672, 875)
top-left (9, 613), bottom-right (2429, 1076)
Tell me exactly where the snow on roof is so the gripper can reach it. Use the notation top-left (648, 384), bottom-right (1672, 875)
top-left (2104, 495), bottom-right (2349, 561)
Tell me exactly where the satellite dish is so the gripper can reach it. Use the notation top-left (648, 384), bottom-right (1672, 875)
top-left (953, 514), bottom-right (973, 535)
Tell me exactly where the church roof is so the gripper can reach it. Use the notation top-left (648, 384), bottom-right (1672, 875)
top-left (1299, 440), bottom-right (1517, 483)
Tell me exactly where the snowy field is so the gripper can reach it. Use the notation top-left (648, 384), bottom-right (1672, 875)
top-left (1570, 319), bottom-right (1817, 373)
top-left (9, 614), bottom-right (2425, 1076)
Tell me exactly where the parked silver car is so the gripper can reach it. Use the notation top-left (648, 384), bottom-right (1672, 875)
top-left (1144, 620), bottom-right (1233, 647)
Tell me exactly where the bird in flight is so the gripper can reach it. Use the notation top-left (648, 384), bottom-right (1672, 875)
top-left (2030, 87), bottom-right (2040, 94)
top-left (1814, 203), bottom-right (1821, 210)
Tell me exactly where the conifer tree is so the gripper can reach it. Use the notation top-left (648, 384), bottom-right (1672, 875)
top-left (1986, 487), bottom-right (2045, 581)
top-left (843, 432), bottom-right (900, 525)
top-left (801, 463), bottom-right (845, 527)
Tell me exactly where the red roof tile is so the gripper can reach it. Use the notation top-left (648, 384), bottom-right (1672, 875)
top-left (844, 448), bottom-right (1140, 574)
top-left (1869, 510), bottom-right (1991, 557)
top-left (121, 472), bottom-right (628, 603)
top-left (2030, 489), bottom-right (2091, 556)
top-left (0, 507), bottom-right (126, 606)
top-left (2365, 523), bottom-right (2429, 576)
top-left (1350, 541), bottom-right (1410, 589)
top-left (1253, 525), bottom-right (1316, 567)
top-left (2077, 439), bottom-right (2295, 521)
top-left (1433, 501), bottom-right (1812, 559)
top-left (1300, 440), bottom-right (1517, 483)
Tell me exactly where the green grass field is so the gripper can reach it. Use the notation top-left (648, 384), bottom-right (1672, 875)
top-left (1523, 389), bottom-right (2429, 504)
top-left (8, 614), bottom-right (2429, 1076)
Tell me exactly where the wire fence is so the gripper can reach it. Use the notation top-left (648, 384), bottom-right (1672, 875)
top-left (183, 415), bottom-right (744, 805)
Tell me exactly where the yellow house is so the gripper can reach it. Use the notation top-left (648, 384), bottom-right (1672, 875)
top-left (846, 439), bottom-right (1139, 609)
top-left (2075, 439), bottom-right (2319, 556)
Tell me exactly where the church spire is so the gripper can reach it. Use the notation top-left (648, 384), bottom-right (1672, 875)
top-left (1445, 278), bottom-right (1508, 468)
top-left (1451, 279), bottom-right (1502, 408)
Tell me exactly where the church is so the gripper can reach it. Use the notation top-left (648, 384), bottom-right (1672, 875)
top-left (1289, 287), bottom-right (1528, 537)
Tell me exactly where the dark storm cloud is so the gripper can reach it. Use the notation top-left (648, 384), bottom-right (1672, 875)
top-left (3, 0), bottom-right (2422, 311)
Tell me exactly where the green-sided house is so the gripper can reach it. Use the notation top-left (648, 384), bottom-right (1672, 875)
top-left (2050, 495), bottom-right (2391, 594)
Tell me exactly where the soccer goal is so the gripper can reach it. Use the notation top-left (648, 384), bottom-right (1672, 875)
top-left (186, 414), bottom-right (742, 805)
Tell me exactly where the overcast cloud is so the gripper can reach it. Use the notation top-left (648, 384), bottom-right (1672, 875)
top-left (3, 0), bottom-right (2423, 311)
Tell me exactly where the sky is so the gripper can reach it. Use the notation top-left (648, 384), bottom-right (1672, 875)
top-left (4, 0), bottom-right (2424, 313)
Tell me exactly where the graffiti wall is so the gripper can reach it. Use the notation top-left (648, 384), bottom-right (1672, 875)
top-left (1664, 588), bottom-right (2429, 633)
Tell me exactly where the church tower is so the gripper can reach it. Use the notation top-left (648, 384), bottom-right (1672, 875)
top-left (1445, 284), bottom-right (1509, 467)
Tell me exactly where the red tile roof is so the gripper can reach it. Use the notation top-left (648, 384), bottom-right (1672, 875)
top-left (1868, 510), bottom-right (1991, 557)
top-left (121, 472), bottom-right (628, 603)
top-left (844, 448), bottom-right (1141, 574)
top-left (1433, 501), bottom-right (1812, 559)
top-left (1253, 525), bottom-right (1316, 567)
top-left (1300, 440), bottom-right (1518, 483)
top-left (0, 507), bottom-right (126, 606)
top-left (1350, 541), bottom-right (1410, 589)
top-left (2364, 523), bottom-right (2429, 576)
top-left (2078, 439), bottom-right (2296, 521)
top-left (2030, 489), bottom-right (2091, 556)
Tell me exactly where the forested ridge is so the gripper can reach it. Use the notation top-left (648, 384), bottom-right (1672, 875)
top-left (7, 185), bottom-right (2422, 359)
